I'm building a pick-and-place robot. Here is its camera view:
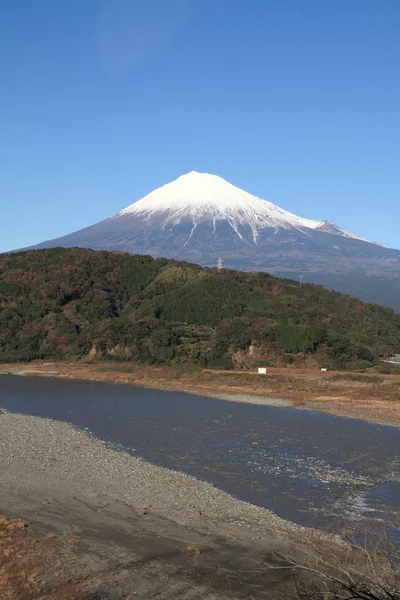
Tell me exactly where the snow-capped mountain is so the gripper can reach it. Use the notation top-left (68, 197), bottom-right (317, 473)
top-left (27, 171), bottom-right (400, 310)
top-left (116, 171), bottom-right (372, 244)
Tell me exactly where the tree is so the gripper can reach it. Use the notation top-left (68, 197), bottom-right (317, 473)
top-left (269, 519), bottom-right (400, 600)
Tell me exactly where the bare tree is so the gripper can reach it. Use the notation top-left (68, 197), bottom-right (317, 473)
top-left (269, 518), bottom-right (400, 600)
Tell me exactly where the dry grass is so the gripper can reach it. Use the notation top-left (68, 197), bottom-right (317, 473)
top-left (0, 514), bottom-right (88, 600)
top-left (272, 519), bottom-right (400, 600)
top-left (185, 544), bottom-right (203, 557)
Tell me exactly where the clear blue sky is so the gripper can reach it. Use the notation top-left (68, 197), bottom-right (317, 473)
top-left (1, 0), bottom-right (399, 252)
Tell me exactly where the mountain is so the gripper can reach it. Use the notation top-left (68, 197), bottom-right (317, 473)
top-left (1, 248), bottom-right (399, 370)
top-left (28, 171), bottom-right (400, 311)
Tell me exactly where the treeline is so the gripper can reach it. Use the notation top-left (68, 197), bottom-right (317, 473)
top-left (0, 248), bottom-right (399, 370)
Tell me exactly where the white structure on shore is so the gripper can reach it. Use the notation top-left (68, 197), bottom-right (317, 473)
top-left (385, 354), bottom-right (400, 364)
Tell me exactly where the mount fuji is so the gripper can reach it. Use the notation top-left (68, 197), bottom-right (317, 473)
top-left (28, 171), bottom-right (400, 310)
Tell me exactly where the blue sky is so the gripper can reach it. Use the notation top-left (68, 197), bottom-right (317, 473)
top-left (1, 0), bottom-right (399, 252)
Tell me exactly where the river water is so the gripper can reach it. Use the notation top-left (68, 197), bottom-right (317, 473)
top-left (0, 375), bottom-right (399, 528)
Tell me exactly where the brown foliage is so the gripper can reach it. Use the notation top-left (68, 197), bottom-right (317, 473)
top-left (270, 520), bottom-right (400, 600)
top-left (0, 514), bottom-right (87, 599)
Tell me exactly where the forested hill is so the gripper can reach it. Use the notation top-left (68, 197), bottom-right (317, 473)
top-left (0, 248), bottom-right (399, 370)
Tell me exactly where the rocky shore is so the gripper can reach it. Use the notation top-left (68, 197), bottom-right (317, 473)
top-left (0, 409), bottom-right (303, 598)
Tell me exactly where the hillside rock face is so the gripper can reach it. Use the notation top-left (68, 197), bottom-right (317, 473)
top-left (28, 172), bottom-right (400, 311)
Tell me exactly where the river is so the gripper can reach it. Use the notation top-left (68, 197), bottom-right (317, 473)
top-left (0, 375), bottom-right (399, 528)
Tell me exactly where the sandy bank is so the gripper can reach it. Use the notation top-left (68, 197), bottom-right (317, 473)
top-left (182, 389), bottom-right (293, 407)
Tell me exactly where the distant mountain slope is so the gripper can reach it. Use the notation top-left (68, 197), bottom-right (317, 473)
top-left (1, 248), bottom-right (399, 370)
top-left (27, 172), bottom-right (400, 311)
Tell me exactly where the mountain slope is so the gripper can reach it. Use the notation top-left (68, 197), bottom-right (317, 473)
top-left (1, 248), bottom-right (399, 370)
top-left (117, 171), bottom-right (371, 243)
top-left (28, 172), bottom-right (400, 311)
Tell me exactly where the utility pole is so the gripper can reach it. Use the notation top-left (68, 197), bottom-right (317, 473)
top-left (300, 275), bottom-right (303, 288)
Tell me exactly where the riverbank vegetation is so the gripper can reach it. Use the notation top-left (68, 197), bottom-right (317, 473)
top-left (275, 520), bottom-right (400, 600)
top-left (0, 248), bottom-right (399, 370)
top-left (0, 514), bottom-right (86, 600)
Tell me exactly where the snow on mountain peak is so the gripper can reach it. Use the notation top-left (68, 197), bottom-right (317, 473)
top-left (119, 171), bottom-right (269, 213)
top-left (116, 171), bottom-right (372, 245)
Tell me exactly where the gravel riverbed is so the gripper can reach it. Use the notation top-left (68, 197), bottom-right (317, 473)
top-left (0, 409), bottom-right (305, 598)
top-left (183, 389), bottom-right (294, 407)
top-left (0, 410), bottom-right (293, 537)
